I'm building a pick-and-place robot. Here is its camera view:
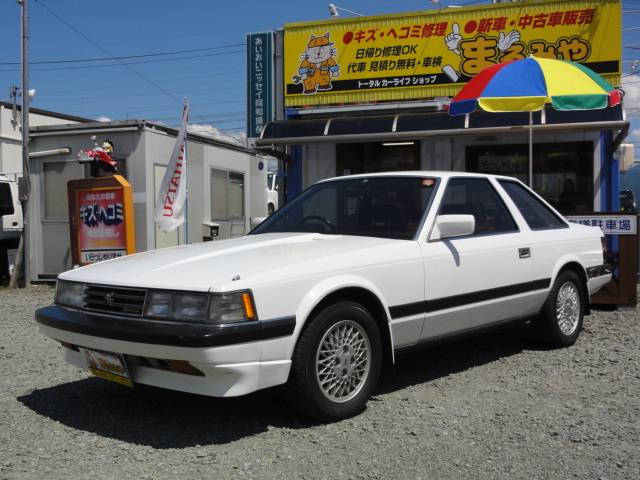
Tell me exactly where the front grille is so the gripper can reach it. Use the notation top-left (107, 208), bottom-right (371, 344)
top-left (83, 284), bottom-right (147, 317)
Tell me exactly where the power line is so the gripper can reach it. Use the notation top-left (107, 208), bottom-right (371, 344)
top-left (33, 70), bottom-right (244, 100)
top-left (0, 43), bottom-right (244, 66)
top-left (34, 69), bottom-right (247, 95)
top-left (33, 0), bottom-right (244, 145)
top-left (0, 49), bottom-right (243, 72)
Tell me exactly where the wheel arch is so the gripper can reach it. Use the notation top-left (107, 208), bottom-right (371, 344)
top-left (292, 276), bottom-right (395, 366)
top-left (551, 258), bottom-right (590, 315)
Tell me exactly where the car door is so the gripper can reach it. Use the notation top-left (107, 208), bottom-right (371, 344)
top-left (419, 177), bottom-right (547, 341)
top-left (496, 178), bottom-right (575, 295)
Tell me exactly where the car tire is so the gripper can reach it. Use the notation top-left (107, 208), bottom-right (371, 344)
top-left (286, 301), bottom-right (382, 421)
top-left (536, 270), bottom-right (584, 348)
top-left (268, 203), bottom-right (275, 215)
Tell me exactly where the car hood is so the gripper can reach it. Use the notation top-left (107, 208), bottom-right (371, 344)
top-left (59, 233), bottom-right (398, 291)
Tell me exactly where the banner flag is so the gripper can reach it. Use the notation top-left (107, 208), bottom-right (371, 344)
top-left (154, 99), bottom-right (190, 233)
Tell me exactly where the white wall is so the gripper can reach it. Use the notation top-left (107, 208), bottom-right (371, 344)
top-left (0, 105), bottom-right (81, 175)
top-left (143, 126), bottom-right (267, 248)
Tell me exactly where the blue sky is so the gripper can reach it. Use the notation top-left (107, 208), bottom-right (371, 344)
top-left (1, 0), bottom-right (639, 145)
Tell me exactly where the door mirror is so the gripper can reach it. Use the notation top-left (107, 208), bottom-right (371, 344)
top-left (431, 214), bottom-right (475, 241)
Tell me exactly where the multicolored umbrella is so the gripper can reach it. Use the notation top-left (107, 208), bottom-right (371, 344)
top-left (448, 57), bottom-right (622, 186)
top-left (449, 56), bottom-right (622, 116)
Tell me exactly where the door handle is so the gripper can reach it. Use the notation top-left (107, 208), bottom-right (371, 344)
top-left (519, 247), bottom-right (531, 259)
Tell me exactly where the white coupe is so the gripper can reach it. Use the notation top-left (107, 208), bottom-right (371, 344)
top-left (37, 172), bottom-right (610, 420)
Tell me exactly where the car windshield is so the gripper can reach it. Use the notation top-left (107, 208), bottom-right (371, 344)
top-left (251, 176), bottom-right (437, 240)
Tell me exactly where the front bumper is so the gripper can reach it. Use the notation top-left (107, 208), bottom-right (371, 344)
top-left (35, 305), bottom-right (295, 348)
top-left (35, 305), bottom-right (295, 397)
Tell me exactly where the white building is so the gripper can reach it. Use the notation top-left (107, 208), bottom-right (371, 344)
top-left (0, 101), bottom-right (91, 176)
top-left (23, 118), bottom-right (270, 281)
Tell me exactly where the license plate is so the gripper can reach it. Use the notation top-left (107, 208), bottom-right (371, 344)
top-left (79, 347), bottom-right (133, 387)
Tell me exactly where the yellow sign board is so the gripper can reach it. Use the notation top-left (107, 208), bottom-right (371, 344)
top-left (284, 0), bottom-right (621, 107)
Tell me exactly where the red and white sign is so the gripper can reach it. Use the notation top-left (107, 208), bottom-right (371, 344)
top-left (77, 187), bottom-right (127, 265)
top-left (154, 99), bottom-right (190, 233)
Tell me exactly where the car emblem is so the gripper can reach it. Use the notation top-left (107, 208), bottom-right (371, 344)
top-left (104, 292), bottom-right (115, 306)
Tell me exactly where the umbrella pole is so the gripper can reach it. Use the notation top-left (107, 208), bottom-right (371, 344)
top-left (528, 111), bottom-right (533, 188)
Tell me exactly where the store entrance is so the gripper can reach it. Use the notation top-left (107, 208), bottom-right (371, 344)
top-left (466, 141), bottom-right (594, 214)
top-left (336, 141), bottom-right (419, 176)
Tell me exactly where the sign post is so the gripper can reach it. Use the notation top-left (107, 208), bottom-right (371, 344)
top-left (247, 32), bottom-right (275, 139)
top-left (67, 175), bottom-right (136, 267)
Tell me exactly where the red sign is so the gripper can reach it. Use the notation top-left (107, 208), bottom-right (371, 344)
top-left (68, 175), bottom-right (136, 267)
top-left (76, 187), bottom-right (126, 265)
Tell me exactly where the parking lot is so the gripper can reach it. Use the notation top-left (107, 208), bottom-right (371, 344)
top-left (1, 285), bottom-right (638, 480)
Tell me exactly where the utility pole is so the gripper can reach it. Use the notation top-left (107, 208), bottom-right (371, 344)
top-left (9, 0), bottom-right (29, 289)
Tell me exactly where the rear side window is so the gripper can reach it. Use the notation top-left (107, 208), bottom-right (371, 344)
top-left (439, 178), bottom-right (517, 235)
top-left (0, 182), bottom-right (14, 216)
top-left (498, 180), bottom-right (567, 230)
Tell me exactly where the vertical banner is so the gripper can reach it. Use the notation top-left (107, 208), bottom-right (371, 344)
top-left (67, 175), bottom-right (136, 266)
top-left (247, 32), bottom-right (274, 138)
top-left (154, 99), bottom-right (190, 233)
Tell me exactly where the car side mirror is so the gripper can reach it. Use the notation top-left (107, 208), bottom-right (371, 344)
top-left (431, 214), bottom-right (475, 241)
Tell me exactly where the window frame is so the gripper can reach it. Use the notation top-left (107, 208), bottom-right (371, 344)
top-left (430, 176), bottom-right (520, 241)
top-left (497, 179), bottom-right (569, 231)
top-left (210, 168), bottom-right (246, 221)
top-left (250, 175), bottom-right (441, 241)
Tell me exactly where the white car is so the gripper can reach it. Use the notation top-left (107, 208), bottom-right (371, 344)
top-left (36, 172), bottom-right (610, 420)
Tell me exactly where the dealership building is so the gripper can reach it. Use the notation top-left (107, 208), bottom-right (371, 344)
top-left (255, 0), bottom-right (628, 210)
top-left (250, 0), bottom-right (637, 304)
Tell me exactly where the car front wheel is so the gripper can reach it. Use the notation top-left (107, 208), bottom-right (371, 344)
top-left (536, 270), bottom-right (584, 347)
top-left (287, 301), bottom-right (382, 421)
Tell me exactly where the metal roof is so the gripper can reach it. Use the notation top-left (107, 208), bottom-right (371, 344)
top-left (29, 119), bottom-right (257, 155)
top-left (257, 105), bottom-right (627, 146)
top-left (0, 100), bottom-right (94, 123)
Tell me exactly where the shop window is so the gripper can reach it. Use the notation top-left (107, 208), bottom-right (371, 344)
top-left (211, 169), bottom-right (245, 220)
top-left (0, 183), bottom-right (14, 216)
top-left (498, 180), bottom-right (567, 230)
top-left (336, 142), bottom-right (419, 176)
top-left (439, 178), bottom-right (517, 236)
top-left (465, 142), bottom-right (593, 214)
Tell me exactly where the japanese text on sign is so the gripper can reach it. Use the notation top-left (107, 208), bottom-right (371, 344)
top-left (566, 216), bottom-right (638, 235)
top-left (283, 0), bottom-right (620, 107)
top-left (247, 32), bottom-right (274, 138)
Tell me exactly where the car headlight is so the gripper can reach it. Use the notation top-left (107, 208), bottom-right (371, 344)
top-left (145, 290), bottom-right (209, 322)
top-left (208, 291), bottom-right (256, 324)
top-left (55, 280), bottom-right (86, 309)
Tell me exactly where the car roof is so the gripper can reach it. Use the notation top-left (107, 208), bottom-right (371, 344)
top-left (317, 171), bottom-right (519, 183)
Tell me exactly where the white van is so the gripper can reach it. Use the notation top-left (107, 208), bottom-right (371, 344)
top-left (266, 172), bottom-right (278, 215)
top-left (0, 175), bottom-right (23, 279)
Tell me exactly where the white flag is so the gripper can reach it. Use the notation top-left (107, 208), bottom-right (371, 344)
top-left (154, 99), bottom-right (190, 233)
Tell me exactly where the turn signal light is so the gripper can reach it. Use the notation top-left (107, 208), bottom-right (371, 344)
top-left (242, 292), bottom-right (256, 320)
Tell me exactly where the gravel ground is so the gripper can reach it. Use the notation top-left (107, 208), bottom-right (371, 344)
top-left (0, 285), bottom-right (638, 480)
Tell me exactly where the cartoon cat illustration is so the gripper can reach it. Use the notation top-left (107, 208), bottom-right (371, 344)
top-left (294, 33), bottom-right (340, 94)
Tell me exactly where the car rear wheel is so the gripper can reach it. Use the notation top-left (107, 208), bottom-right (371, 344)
top-left (536, 270), bottom-right (584, 347)
top-left (286, 301), bottom-right (382, 421)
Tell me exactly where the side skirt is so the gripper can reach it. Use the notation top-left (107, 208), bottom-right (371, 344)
top-left (393, 315), bottom-right (533, 356)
